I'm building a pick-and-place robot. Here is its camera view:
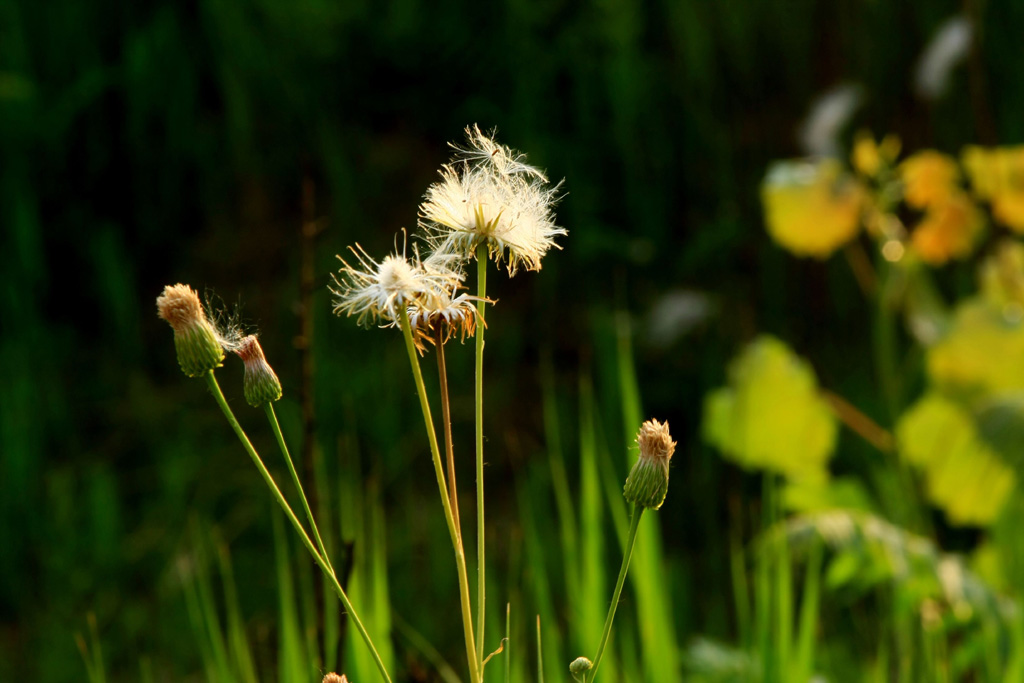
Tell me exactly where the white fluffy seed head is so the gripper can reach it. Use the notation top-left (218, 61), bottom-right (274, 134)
top-left (419, 126), bottom-right (565, 275)
top-left (330, 241), bottom-right (462, 326)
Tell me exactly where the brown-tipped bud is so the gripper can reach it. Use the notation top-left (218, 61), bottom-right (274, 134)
top-left (235, 335), bottom-right (282, 407)
top-left (322, 674), bottom-right (349, 683)
top-left (623, 419), bottom-right (676, 510)
top-left (156, 284), bottom-right (225, 377)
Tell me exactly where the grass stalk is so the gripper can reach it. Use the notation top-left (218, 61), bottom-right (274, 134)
top-left (537, 616), bottom-right (544, 683)
top-left (590, 503), bottom-right (644, 681)
top-left (475, 242), bottom-right (488, 672)
top-left (265, 402), bottom-right (333, 573)
top-left (436, 327), bottom-right (463, 540)
top-left (203, 370), bottom-right (392, 683)
top-left (505, 603), bottom-right (511, 683)
top-left (398, 308), bottom-right (481, 683)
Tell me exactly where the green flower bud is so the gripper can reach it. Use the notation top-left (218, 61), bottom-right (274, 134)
top-left (157, 284), bottom-right (225, 377)
top-left (623, 419), bottom-right (676, 510)
top-left (236, 335), bottom-right (282, 407)
top-left (569, 656), bottom-right (593, 678)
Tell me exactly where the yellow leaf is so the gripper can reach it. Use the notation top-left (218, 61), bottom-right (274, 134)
top-left (927, 298), bottom-right (1024, 399)
top-left (702, 336), bottom-right (836, 482)
top-left (896, 394), bottom-right (1015, 526)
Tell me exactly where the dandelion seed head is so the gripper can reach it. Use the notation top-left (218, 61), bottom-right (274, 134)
top-left (420, 126), bottom-right (566, 275)
top-left (331, 242), bottom-right (461, 326)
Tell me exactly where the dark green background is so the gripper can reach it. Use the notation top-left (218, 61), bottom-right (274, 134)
top-left (0, 0), bottom-right (1011, 679)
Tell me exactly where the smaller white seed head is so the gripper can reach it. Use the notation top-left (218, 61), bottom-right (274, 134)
top-left (331, 240), bottom-right (462, 326)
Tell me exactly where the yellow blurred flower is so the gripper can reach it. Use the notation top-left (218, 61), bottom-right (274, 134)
top-left (852, 131), bottom-right (901, 178)
top-left (909, 191), bottom-right (983, 265)
top-left (900, 150), bottom-right (960, 209)
top-left (963, 145), bottom-right (1024, 232)
top-left (761, 159), bottom-right (866, 259)
top-left (928, 298), bottom-right (1024, 399)
top-left (703, 336), bottom-right (836, 483)
top-left (979, 239), bottom-right (1024, 307)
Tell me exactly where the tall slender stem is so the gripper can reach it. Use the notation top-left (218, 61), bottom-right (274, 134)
top-left (590, 504), bottom-right (644, 681)
top-left (265, 402), bottom-right (333, 573)
top-left (474, 243), bottom-right (488, 670)
top-left (398, 309), bottom-right (481, 683)
top-left (203, 371), bottom-right (392, 683)
top-left (436, 328), bottom-right (462, 541)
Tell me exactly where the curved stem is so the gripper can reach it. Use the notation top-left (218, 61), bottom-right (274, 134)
top-left (265, 402), bottom-right (333, 573)
top-left (474, 243), bottom-right (488, 671)
top-left (203, 371), bottom-right (392, 683)
top-left (590, 504), bottom-right (644, 681)
top-left (398, 309), bottom-right (481, 683)
top-left (436, 328), bottom-right (462, 541)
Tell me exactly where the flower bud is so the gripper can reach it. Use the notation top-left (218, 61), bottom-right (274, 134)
top-left (156, 284), bottom-right (225, 377)
top-left (322, 674), bottom-right (349, 683)
top-left (235, 335), bottom-right (282, 407)
top-left (569, 656), bottom-right (593, 678)
top-left (623, 419), bottom-right (676, 510)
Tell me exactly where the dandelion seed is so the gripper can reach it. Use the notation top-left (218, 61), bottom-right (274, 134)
top-left (419, 126), bottom-right (565, 275)
top-left (798, 84), bottom-right (862, 158)
top-left (914, 16), bottom-right (972, 101)
top-left (453, 123), bottom-right (549, 180)
top-left (156, 283), bottom-right (226, 377)
top-left (330, 240), bottom-right (461, 326)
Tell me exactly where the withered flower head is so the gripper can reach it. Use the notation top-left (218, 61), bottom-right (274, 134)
top-left (156, 283), bottom-right (225, 377)
top-left (623, 419), bottom-right (677, 510)
top-left (235, 335), bottom-right (283, 407)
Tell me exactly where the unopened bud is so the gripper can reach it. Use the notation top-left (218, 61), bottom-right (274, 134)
top-left (569, 656), bottom-right (593, 678)
top-left (623, 419), bottom-right (676, 510)
top-left (235, 335), bottom-right (282, 407)
top-left (156, 284), bottom-right (225, 377)
top-left (322, 674), bottom-right (349, 683)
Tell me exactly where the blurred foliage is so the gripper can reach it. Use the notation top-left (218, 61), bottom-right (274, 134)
top-left (703, 336), bottom-right (837, 484)
top-left (8, 0), bottom-right (1024, 680)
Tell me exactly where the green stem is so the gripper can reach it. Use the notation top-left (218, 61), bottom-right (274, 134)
top-left (265, 403), bottom-right (333, 573)
top-left (474, 243), bottom-right (488, 672)
top-left (204, 371), bottom-right (392, 683)
top-left (398, 309), bottom-right (481, 683)
top-left (590, 504), bottom-right (645, 681)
